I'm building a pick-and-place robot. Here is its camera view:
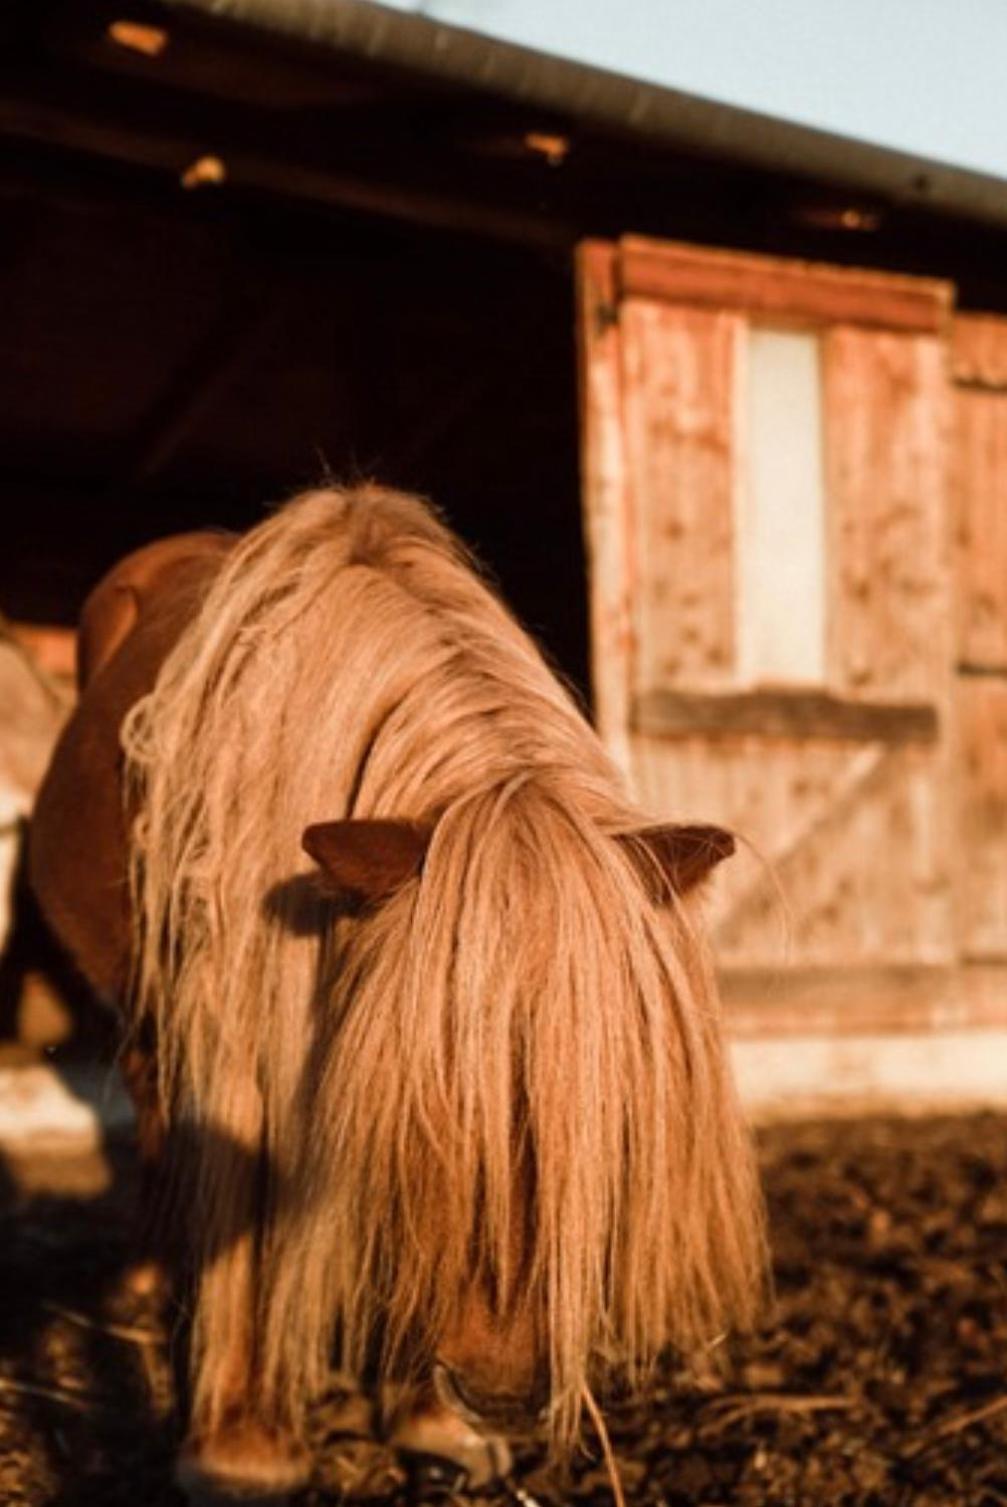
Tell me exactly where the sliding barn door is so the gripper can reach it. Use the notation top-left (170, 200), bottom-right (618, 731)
top-left (578, 237), bottom-right (959, 1028)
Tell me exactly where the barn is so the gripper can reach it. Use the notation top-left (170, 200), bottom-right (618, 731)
top-left (4, 0), bottom-right (1007, 1111)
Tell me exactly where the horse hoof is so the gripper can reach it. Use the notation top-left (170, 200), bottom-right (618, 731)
top-left (391, 1406), bottom-right (512, 1491)
top-left (177, 1423), bottom-right (310, 1506)
top-left (399, 1448), bottom-right (472, 1497)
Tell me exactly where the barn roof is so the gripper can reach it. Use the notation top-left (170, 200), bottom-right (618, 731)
top-left (372, 0), bottom-right (1007, 189)
top-left (4, 0), bottom-right (1007, 288)
top-left (159, 0), bottom-right (1007, 232)
top-left (4, 0), bottom-right (1007, 652)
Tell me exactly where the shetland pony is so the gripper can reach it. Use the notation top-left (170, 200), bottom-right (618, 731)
top-left (29, 487), bottom-right (764, 1500)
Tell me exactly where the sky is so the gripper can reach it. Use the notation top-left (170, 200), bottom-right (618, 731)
top-left (376, 0), bottom-right (1007, 181)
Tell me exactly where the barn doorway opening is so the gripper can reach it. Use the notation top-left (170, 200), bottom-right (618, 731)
top-left (2, 148), bottom-right (589, 697)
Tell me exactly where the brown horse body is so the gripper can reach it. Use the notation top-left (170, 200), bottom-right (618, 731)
top-left (31, 531), bottom-right (234, 1003)
top-left (29, 488), bottom-right (764, 1500)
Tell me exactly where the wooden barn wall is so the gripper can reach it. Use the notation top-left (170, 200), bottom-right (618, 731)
top-left (822, 328), bottom-right (951, 703)
top-left (952, 314), bottom-right (1007, 973)
top-left (956, 679), bottom-right (1007, 961)
top-left (619, 299), bottom-right (739, 692)
top-left (579, 237), bottom-right (1007, 1035)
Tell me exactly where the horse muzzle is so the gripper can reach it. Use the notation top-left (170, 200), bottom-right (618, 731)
top-left (432, 1361), bottom-right (549, 1435)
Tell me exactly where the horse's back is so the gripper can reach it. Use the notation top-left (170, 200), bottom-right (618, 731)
top-left (75, 531), bottom-right (232, 689)
top-left (29, 531), bottom-right (235, 1000)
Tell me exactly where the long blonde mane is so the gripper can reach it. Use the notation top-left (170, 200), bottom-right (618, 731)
top-left (122, 485), bottom-right (764, 1446)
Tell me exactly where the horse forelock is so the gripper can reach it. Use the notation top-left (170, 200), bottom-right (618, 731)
top-left (121, 485), bottom-right (765, 1446)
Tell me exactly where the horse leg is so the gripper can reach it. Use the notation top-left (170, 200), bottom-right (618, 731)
top-left (176, 1256), bottom-right (312, 1504)
top-left (118, 1037), bottom-right (173, 1308)
top-left (176, 1235), bottom-right (309, 1505)
top-left (174, 1090), bottom-right (310, 1505)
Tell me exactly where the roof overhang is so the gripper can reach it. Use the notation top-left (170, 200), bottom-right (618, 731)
top-left (163, 0), bottom-right (1007, 231)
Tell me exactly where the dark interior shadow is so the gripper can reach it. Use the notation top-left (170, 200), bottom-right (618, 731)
top-left (0, 843), bottom-right (411, 1503)
top-left (0, 1136), bottom-right (176, 1506)
top-left (0, 845), bottom-right (295, 1505)
top-left (0, 829), bottom-right (117, 1057)
top-left (0, 1116), bottom-right (290, 1506)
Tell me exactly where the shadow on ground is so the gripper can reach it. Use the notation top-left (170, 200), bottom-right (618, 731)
top-left (2, 1114), bottom-right (1007, 1505)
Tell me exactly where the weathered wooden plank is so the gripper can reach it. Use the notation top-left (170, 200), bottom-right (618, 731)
top-left (631, 734), bottom-right (849, 946)
top-left (8, 624), bottom-right (76, 683)
top-left (579, 237), bottom-right (959, 995)
top-left (631, 734), bottom-right (954, 971)
top-left (952, 386), bottom-right (1007, 669)
top-left (633, 687), bottom-right (939, 743)
top-left (620, 236), bottom-right (952, 333)
top-left (956, 677), bottom-right (1007, 961)
top-left (822, 327), bottom-right (951, 701)
top-left (576, 241), bottom-right (633, 771)
top-left (721, 962), bottom-right (1007, 1037)
top-left (732, 1026), bottom-right (1007, 1117)
top-left (716, 744), bottom-right (953, 970)
top-left (0, 627), bottom-right (71, 953)
top-left (952, 312), bottom-right (1007, 388)
top-left (619, 298), bottom-right (739, 691)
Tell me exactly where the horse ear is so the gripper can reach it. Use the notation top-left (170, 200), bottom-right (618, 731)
top-left (302, 819), bottom-right (431, 907)
top-left (618, 822), bottom-right (735, 899)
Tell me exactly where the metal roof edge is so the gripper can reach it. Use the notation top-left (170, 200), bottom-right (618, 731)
top-left (161, 0), bottom-right (1007, 232)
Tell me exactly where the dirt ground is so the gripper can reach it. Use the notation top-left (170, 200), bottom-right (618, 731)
top-left (2, 1113), bottom-right (1007, 1507)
